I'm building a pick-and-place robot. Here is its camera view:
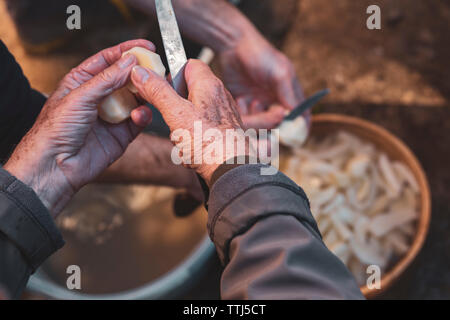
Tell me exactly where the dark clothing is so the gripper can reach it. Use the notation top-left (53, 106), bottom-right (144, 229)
top-left (0, 40), bottom-right (46, 163)
top-left (208, 164), bottom-right (363, 299)
top-left (0, 40), bottom-right (62, 298)
top-left (0, 169), bottom-right (64, 298)
top-left (0, 40), bottom-right (363, 299)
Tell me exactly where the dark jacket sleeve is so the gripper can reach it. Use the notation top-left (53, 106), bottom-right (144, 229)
top-left (207, 164), bottom-right (364, 300)
top-left (0, 168), bottom-right (64, 299)
top-left (0, 40), bottom-right (46, 164)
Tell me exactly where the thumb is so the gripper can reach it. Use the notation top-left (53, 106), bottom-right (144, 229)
top-left (130, 65), bottom-right (187, 120)
top-left (276, 78), bottom-right (304, 111)
top-left (66, 54), bottom-right (138, 109)
top-left (273, 63), bottom-right (304, 110)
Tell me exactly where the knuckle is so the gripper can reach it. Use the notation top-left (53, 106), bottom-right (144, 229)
top-left (274, 65), bottom-right (290, 81)
top-left (209, 77), bottom-right (225, 92)
top-left (99, 68), bottom-right (116, 84)
top-left (147, 81), bottom-right (166, 100)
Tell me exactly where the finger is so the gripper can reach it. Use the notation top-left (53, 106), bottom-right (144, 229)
top-left (53, 40), bottom-right (155, 100)
top-left (62, 54), bottom-right (138, 112)
top-left (242, 105), bottom-right (286, 130)
top-left (125, 111), bottom-right (150, 141)
top-left (130, 65), bottom-right (187, 120)
top-left (276, 75), bottom-right (305, 110)
top-left (249, 98), bottom-right (265, 114)
top-left (185, 59), bottom-right (217, 87)
top-left (103, 115), bottom-right (148, 155)
top-left (184, 59), bottom-right (231, 113)
top-left (73, 39), bottom-right (155, 81)
top-left (130, 105), bottom-right (153, 128)
top-left (103, 106), bottom-right (152, 152)
top-left (236, 96), bottom-right (249, 116)
top-left (184, 59), bottom-right (223, 100)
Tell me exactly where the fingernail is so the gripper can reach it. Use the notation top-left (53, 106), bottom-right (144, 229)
top-left (132, 66), bottom-right (149, 83)
top-left (118, 54), bottom-right (135, 69)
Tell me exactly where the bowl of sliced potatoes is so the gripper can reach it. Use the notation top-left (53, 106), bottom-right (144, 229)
top-left (279, 113), bottom-right (431, 298)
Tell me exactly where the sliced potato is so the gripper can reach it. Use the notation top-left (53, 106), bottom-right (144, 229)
top-left (281, 130), bottom-right (420, 281)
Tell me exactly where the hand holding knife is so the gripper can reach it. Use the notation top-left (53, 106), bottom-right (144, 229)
top-left (154, 0), bottom-right (329, 216)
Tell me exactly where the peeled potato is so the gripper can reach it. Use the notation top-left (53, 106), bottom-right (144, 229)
top-left (122, 47), bottom-right (166, 93)
top-left (98, 47), bottom-right (166, 124)
top-left (98, 87), bottom-right (138, 124)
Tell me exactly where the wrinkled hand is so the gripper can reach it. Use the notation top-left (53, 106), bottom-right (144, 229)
top-left (131, 59), bottom-right (254, 185)
top-left (218, 33), bottom-right (304, 129)
top-left (4, 40), bottom-right (154, 217)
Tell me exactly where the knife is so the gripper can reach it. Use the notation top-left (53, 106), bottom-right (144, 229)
top-left (155, 0), bottom-right (188, 96)
top-left (283, 89), bottom-right (330, 122)
top-left (155, 0), bottom-right (202, 217)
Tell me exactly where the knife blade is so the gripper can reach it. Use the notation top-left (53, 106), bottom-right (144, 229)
top-left (284, 89), bottom-right (330, 122)
top-left (155, 0), bottom-right (188, 95)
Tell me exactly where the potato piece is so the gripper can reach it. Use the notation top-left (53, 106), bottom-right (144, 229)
top-left (384, 231), bottom-right (410, 255)
top-left (277, 116), bottom-right (309, 148)
top-left (369, 210), bottom-right (417, 237)
top-left (367, 193), bottom-right (389, 216)
top-left (330, 242), bottom-right (351, 265)
top-left (346, 153), bottom-right (370, 178)
top-left (336, 206), bottom-right (356, 224)
top-left (393, 161), bottom-right (420, 193)
top-left (322, 194), bottom-right (345, 214)
top-left (311, 142), bottom-right (350, 160)
top-left (354, 216), bottom-right (370, 244)
top-left (314, 186), bottom-right (337, 208)
top-left (318, 217), bottom-right (332, 234)
top-left (357, 178), bottom-right (371, 202)
top-left (331, 213), bottom-right (352, 241)
top-left (330, 171), bottom-right (351, 188)
top-left (404, 187), bottom-right (418, 210)
top-left (378, 153), bottom-right (401, 197)
top-left (323, 229), bottom-right (339, 247)
top-left (349, 237), bottom-right (386, 266)
top-left (98, 48), bottom-right (166, 124)
top-left (400, 222), bottom-right (416, 237)
top-left (123, 47), bottom-right (166, 93)
top-left (98, 87), bottom-right (138, 124)
top-left (285, 156), bottom-right (301, 178)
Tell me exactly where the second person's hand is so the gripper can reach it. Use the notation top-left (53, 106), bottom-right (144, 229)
top-left (218, 32), bottom-right (305, 130)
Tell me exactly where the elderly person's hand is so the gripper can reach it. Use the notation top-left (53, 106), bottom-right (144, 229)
top-left (124, 0), bottom-right (304, 130)
top-left (218, 31), bottom-right (305, 130)
top-left (4, 40), bottom-right (153, 217)
top-left (131, 59), bottom-right (256, 185)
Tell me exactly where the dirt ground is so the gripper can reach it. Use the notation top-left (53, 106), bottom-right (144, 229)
top-left (283, 0), bottom-right (449, 108)
top-left (1, 0), bottom-right (449, 299)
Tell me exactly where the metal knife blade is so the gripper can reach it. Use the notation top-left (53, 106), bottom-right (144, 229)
top-left (155, 0), bottom-right (188, 95)
top-left (284, 89), bottom-right (330, 121)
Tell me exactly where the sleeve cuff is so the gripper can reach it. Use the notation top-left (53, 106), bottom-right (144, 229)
top-left (207, 164), bottom-right (322, 263)
top-left (0, 168), bottom-right (64, 272)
